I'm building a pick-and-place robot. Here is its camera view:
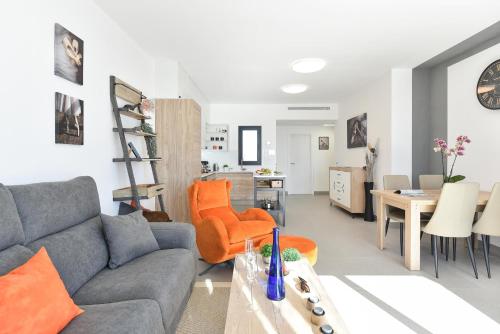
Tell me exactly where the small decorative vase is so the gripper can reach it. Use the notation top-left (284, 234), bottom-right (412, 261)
top-left (267, 228), bottom-right (285, 301)
top-left (364, 182), bottom-right (375, 222)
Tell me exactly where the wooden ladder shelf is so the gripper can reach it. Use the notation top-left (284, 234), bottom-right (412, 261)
top-left (110, 75), bottom-right (166, 211)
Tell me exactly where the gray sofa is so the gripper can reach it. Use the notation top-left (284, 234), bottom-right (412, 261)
top-left (0, 176), bottom-right (196, 334)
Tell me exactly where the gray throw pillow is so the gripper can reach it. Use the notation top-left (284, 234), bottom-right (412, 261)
top-left (101, 211), bottom-right (160, 269)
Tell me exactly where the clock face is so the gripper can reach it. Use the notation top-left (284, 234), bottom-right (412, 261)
top-left (477, 59), bottom-right (500, 110)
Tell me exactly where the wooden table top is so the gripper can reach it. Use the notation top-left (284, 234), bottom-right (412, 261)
top-left (371, 189), bottom-right (490, 206)
top-left (224, 255), bottom-right (349, 334)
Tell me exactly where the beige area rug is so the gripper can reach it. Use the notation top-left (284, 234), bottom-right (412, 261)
top-left (176, 281), bottom-right (231, 334)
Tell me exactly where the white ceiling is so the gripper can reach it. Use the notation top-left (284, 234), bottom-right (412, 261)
top-left (94, 0), bottom-right (500, 103)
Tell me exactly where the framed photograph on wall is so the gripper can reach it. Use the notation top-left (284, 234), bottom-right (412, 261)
top-left (319, 136), bottom-right (329, 150)
top-left (55, 92), bottom-right (84, 145)
top-left (347, 113), bottom-right (367, 148)
top-left (54, 23), bottom-right (83, 85)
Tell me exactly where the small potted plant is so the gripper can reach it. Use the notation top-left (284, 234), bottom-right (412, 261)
top-left (223, 164), bottom-right (229, 172)
top-left (260, 244), bottom-right (272, 264)
top-left (282, 248), bottom-right (301, 262)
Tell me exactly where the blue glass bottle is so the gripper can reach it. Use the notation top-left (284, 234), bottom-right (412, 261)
top-left (267, 227), bottom-right (285, 301)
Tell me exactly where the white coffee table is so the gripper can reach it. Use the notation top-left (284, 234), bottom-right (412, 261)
top-left (224, 254), bottom-right (349, 333)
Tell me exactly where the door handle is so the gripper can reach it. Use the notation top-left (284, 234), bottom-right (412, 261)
top-left (289, 162), bottom-right (296, 164)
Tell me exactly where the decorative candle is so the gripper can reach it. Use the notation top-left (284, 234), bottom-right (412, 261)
top-left (320, 324), bottom-right (334, 334)
top-left (311, 306), bottom-right (326, 326)
top-left (306, 295), bottom-right (320, 310)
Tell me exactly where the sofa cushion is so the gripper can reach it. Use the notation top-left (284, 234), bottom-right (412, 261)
top-left (0, 184), bottom-right (25, 251)
top-left (27, 216), bottom-right (109, 295)
top-left (196, 180), bottom-right (229, 211)
top-left (0, 245), bottom-right (34, 275)
top-left (61, 300), bottom-right (164, 334)
top-left (73, 249), bottom-right (195, 331)
top-left (8, 176), bottom-right (101, 243)
top-left (101, 211), bottom-right (160, 269)
top-left (0, 247), bottom-right (83, 334)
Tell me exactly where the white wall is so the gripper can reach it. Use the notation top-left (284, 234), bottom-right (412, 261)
top-left (0, 0), bottom-right (156, 214)
top-left (391, 69), bottom-right (413, 176)
top-left (202, 104), bottom-right (338, 171)
top-left (334, 73), bottom-right (392, 188)
top-left (448, 42), bottom-right (500, 245)
top-left (154, 60), bottom-right (210, 145)
top-left (334, 69), bottom-right (413, 189)
top-left (448, 43), bottom-right (500, 189)
top-left (276, 125), bottom-right (335, 192)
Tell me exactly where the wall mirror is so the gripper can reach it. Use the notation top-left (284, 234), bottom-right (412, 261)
top-left (238, 126), bottom-right (262, 165)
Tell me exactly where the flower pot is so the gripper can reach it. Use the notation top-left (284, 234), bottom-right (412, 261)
top-left (263, 256), bottom-right (270, 264)
top-left (364, 182), bottom-right (375, 222)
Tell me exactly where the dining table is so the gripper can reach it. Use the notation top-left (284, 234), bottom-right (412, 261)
top-left (371, 189), bottom-right (490, 271)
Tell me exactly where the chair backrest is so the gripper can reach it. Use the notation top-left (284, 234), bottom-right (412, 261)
top-left (419, 175), bottom-right (444, 190)
top-left (426, 183), bottom-right (480, 238)
top-left (187, 179), bottom-right (232, 226)
top-left (383, 175), bottom-right (411, 190)
top-left (472, 183), bottom-right (500, 236)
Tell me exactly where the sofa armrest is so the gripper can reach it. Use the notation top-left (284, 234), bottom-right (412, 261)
top-left (235, 208), bottom-right (276, 224)
top-left (149, 223), bottom-right (195, 251)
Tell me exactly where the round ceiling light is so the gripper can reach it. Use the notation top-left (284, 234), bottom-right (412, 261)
top-left (291, 58), bottom-right (326, 73)
top-left (281, 84), bottom-right (308, 94)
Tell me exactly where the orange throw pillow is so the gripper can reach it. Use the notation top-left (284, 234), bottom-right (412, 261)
top-left (0, 247), bottom-right (83, 334)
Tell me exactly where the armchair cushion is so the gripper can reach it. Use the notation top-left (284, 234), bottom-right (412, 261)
top-left (196, 180), bottom-right (229, 211)
top-left (225, 220), bottom-right (276, 244)
top-left (199, 207), bottom-right (239, 225)
top-left (149, 222), bottom-right (195, 251)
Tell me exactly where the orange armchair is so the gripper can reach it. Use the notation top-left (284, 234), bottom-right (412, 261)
top-left (188, 179), bottom-right (276, 264)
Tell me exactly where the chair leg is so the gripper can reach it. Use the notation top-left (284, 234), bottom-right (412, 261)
top-left (431, 233), bottom-right (434, 256)
top-left (440, 236), bottom-right (443, 254)
top-left (432, 235), bottom-right (439, 278)
top-left (400, 223), bottom-right (404, 256)
top-left (482, 234), bottom-right (491, 279)
top-left (385, 218), bottom-right (390, 236)
top-left (445, 238), bottom-right (449, 261)
top-left (198, 263), bottom-right (218, 276)
top-left (420, 231), bottom-right (423, 240)
top-left (466, 237), bottom-right (479, 279)
top-left (487, 235), bottom-right (491, 254)
top-left (471, 233), bottom-right (476, 253)
top-left (452, 238), bottom-right (457, 261)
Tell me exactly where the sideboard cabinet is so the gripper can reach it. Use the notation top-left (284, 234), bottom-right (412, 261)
top-left (329, 167), bottom-right (365, 216)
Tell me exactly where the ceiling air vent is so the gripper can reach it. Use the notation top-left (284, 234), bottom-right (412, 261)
top-left (287, 106), bottom-right (331, 111)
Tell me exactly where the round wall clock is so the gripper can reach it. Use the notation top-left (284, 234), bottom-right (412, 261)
top-left (477, 59), bottom-right (500, 110)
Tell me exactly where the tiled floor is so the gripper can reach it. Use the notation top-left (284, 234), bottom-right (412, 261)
top-left (196, 194), bottom-right (500, 332)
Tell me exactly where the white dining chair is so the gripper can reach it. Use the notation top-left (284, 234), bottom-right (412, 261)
top-left (383, 175), bottom-right (411, 256)
top-left (472, 183), bottom-right (500, 278)
top-left (419, 174), bottom-right (445, 252)
top-left (419, 175), bottom-right (444, 190)
top-left (421, 183), bottom-right (480, 278)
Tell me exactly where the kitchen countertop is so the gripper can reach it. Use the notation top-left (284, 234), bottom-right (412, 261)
top-left (200, 170), bottom-right (254, 178)
top-left (200, 171), bottom-right (286, 179)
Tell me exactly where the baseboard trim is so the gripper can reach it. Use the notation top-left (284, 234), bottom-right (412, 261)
top-left (314, 191), bottom-right (329, 195)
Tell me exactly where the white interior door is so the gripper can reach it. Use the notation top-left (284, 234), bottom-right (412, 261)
top-left (287, 134), bottom-right (312, 194)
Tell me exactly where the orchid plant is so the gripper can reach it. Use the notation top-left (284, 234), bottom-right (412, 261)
top-left (433, 135), bottom-right (471, 183)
